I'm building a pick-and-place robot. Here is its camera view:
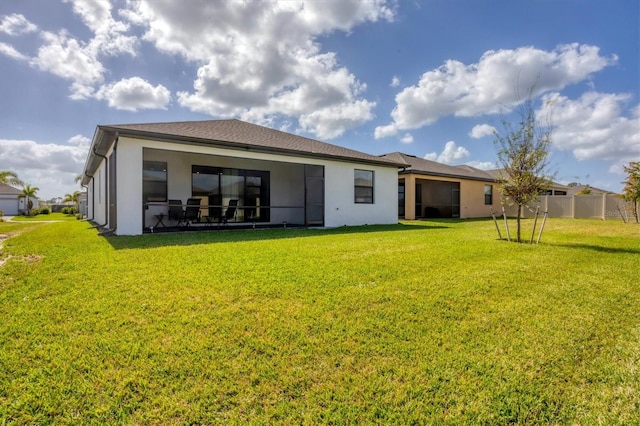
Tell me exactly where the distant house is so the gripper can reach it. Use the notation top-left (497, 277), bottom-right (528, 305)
top-left (566, 184), bottom-right (613, 196)
top-left (0, 183), bottom-right (23, 216)
top-left (485, 169), bottom-right (571, 195)
top-left (81, 119), bottom-right (403, 235)
top-left (380, 152), bottom-right (499, 219)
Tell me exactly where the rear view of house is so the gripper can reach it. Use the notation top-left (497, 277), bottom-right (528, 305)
top-left (81, 119), bottom-right (403, 235)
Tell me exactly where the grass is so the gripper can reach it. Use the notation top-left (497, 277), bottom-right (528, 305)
top-left (0, 218), bottom-right (638, 424)
top-left (8, 212), bottom-right (78, 222)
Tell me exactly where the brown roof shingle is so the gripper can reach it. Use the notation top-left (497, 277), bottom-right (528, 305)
top-left (380, 152), bottom-right (496, 182)
top-left (99, 119), bottom-right (403, 166)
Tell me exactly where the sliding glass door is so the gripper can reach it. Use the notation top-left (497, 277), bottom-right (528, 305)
top-left (192, 165), bottom-right (270, 222)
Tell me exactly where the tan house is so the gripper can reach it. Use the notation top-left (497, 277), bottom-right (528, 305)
top-left (380, 152), bottom-right (499, 219)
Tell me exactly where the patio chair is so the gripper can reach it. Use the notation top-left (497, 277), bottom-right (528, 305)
top-left (180, 198), bottom-right (202, 227)
top-left (221, 199), bottom-right (239, 225)
top-left (168, 199), bottom-right (184, 223)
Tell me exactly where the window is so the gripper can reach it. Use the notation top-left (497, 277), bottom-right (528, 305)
top-left (354, 169), bottom-right (374, 204)
top-left (143, 161), bottom-right (167, 202)
top-left (484, 184), bottom-right (493, 205)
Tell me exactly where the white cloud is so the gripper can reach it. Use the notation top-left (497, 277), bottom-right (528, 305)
top-left (424, 141), bottom-right (470, 164)
top-left (375, 44), bottom-right (616, 137)
top-left (538, 91), bottom-right (640, 162)
top-left (0, 139), bottom-right (88, 199)
top-left (4, 1), bottom-right (137, 100)
top-left (68, 135), bottom-right (91, 147)
top-left (33, 31), bottom-right (105, 99)
top-left (130, 0), bottom-right (394, 138)
top-left (96, 77), bottom-right (171, 111)
top-left (469, 124), bottom-right (496, 139)
top-left (465, 160), bottom-right (496, 170)
top-left (390, 75), bottom-right (400, 87)
top-left (374, 123), bottom-right (398, 139)
top-left (62, 0), bottom-right (137, 56)
top-left (400, 133), bottom-right (414, 144)
top-left (0, 42), bottom-right (29, 61)
top-left (297, 99), bottom-right (375, 139)
top-left (0, 13), bottom-right (37, 36)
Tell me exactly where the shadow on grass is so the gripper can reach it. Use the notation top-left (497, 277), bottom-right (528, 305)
top-left (102, 223), bottom-right (449, 250)
top-left (546, 242), bottom-right (640, 255)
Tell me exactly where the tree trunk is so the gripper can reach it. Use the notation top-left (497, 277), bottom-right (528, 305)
top-left (516, 204), bottom-right (522, 242)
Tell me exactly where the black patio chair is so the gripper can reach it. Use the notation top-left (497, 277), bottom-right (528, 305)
top-left (168, 199), bottom-right (184, 223)
top-left (180, 198), bottom-right (202, 227)
top-left (221, 199), bottom-right (239, 225)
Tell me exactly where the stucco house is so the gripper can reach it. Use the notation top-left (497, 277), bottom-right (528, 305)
top-left (380, 152), bottom-right (500, 219)
top-left (81, 119), bottom-right (403, 236)
top-left (0, 183), bottom-right (23, 216)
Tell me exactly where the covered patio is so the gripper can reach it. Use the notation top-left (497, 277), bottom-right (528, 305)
top-left (142, 147), bottom-right (324, 232)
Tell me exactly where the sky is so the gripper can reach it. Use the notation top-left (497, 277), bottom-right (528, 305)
top-left (0, 0), bottom-right (638, 200)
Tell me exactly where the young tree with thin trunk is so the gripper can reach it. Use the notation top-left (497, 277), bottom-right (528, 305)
top-left (622, 161), bottom-right (640, 223)
top-left (494, 97), bottom-right (553, 242)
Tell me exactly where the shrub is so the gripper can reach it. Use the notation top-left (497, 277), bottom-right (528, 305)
top-left (61, 207), bottom-right (75, 215)
top-left (39, 207), bottom-right (50, 215)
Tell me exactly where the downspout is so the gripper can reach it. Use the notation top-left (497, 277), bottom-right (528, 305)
top-left (111, 133), bottom-right (119, 233)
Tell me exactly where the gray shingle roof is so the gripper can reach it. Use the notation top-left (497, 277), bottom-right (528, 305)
top-left (380, 152), bottom-right (496, 182)
top-left (82, 119), bottom-right (404, 185)
top-left (0, 183), bottom-right (22, 195)
top-left (100, 119), bottom-right (403, 166)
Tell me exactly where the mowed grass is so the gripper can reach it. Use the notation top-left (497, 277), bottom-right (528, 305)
top-left (0, 218), bottom-right (638, 424)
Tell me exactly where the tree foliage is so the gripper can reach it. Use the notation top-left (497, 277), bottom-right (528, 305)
top-left (0, 170), bottom-right (24, 187)
top-left (494, 97), bottom-right (553, 242)
top-left (622, 161), bottom-right (640, 223)
top-left (22, 184), bottom-right (39, 216)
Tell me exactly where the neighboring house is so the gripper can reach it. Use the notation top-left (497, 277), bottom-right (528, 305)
top-left (566, 184), bottom-right (613, 196)
top-left (0, 183), bottom-right (22, 216)
top-left (380, 152), bottom-right (499, 219)
top-left (485, 169), bottom-right (570, 195)
top-left (81, 119), bottom-right (403, 236)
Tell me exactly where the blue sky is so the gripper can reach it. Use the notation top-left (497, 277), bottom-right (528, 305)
top-left (1, 0), bottom-right (638, 200)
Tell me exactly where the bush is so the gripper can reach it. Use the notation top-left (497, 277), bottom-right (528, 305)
top-left (39, 207), bottom-right (50, 215)
top-left (61, 207), bottom-right (77, 215)
top-left (75, 214), bottom-right (83, 220)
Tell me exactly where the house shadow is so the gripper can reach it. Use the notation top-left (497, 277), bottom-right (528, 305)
top-left (100, 223), bottom-right (449, 250)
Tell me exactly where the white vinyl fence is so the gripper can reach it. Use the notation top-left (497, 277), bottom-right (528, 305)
top-left (503, 194), bottom-right (634, 220)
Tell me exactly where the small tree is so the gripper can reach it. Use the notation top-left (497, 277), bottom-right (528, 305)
top-left (22, 184), bottom-right (39, 216)
top-left (0, 170), bottom-right (24, 187)
top-left (622, 161), bottom-right (640, 223)
top-left (494, 97), bottom-right (553, 242)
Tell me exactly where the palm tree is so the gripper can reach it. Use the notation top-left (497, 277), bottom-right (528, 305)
top-left (63, 191), bottom-right (80, 213)
top-left (0, 170), bottom-right (24, 187)
top-left (22, 184), bottom-right (39, 216)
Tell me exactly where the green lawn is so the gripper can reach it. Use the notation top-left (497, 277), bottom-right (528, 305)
top-left (1, 218), bottom-right (638, 424)
top-left (8, 212), bottom-right (78, 222)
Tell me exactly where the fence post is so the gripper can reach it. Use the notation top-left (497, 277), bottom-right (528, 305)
top-left (601, 192), bottom-right (607, 220)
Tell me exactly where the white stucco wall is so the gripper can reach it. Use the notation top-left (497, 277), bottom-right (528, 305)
top-left (323, 161), bottom-right (398, 227)
top-left (107, 137), bottom-right (398, 235)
